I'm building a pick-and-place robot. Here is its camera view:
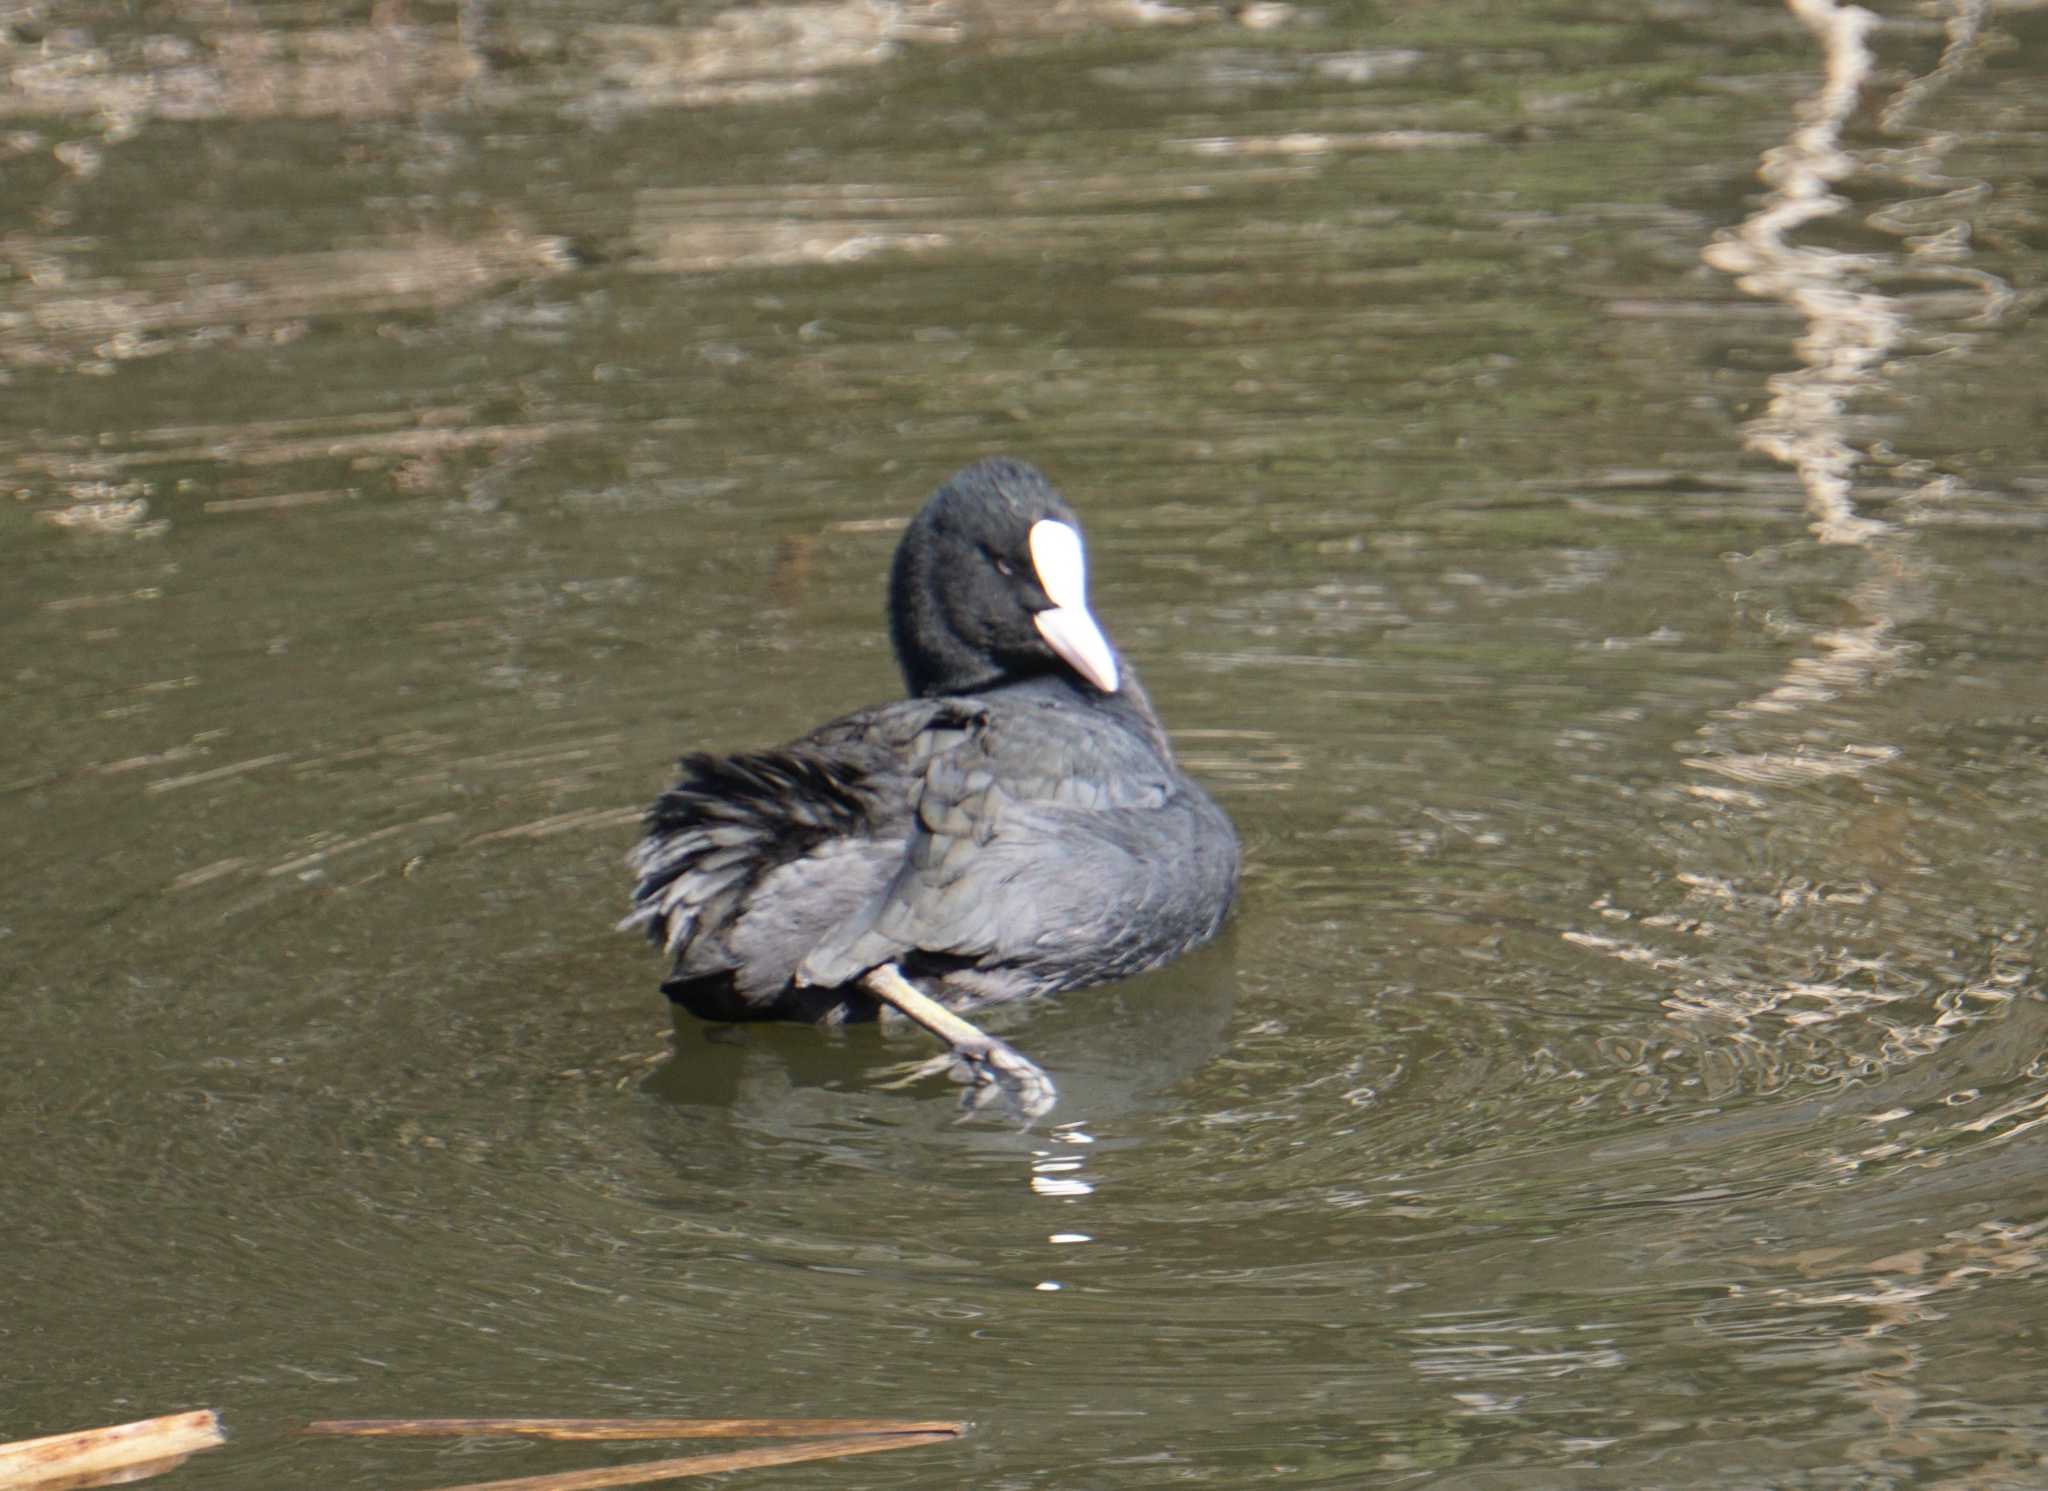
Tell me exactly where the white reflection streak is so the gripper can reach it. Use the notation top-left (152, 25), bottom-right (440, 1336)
top-left (1701, 0), bottom-right (1893, 549)
top-left (1691, 0), bottom-right (1974, 815)
top-left (1588, 0), bottom-right (1912, 1015)
top-left (1688, 0), bottom-right (1960, 799)
top-left (1690, 0), bottom-right (2007, 783)
top-left (1572, 1), bottom-right (2008, 1045)
top-left (1691, 0), bottom-right (1920, 803)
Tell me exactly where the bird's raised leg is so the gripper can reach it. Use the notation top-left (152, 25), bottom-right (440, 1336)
top-left (861, 964), bottom-right (1057, 1119)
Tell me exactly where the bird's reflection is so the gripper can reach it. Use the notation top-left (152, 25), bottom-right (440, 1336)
top-left (638, 933), bottom-right (1239, 1143)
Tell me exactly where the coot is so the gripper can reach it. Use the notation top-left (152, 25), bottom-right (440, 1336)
top-left (622, 458), bottom-right (1239, 1115)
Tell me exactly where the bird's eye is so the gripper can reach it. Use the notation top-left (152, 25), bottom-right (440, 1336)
top-left (993, 557), bottom-right (1015, 578)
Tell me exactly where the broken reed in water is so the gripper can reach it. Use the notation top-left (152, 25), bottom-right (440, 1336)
top-left (0, 1411), bottom-right (959, 1491)
top-left (300, 1416), bottom-right (965, 1441)
top-left (385, 1432), bottom-right (961, 1491)
top-left (0, 1410), bottom-right (226, 1491)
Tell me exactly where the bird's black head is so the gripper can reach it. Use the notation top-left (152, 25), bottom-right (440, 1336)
top-left (888, 458), bottom-right (1122, 699)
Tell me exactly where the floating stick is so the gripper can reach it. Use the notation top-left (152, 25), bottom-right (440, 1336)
top-left (0, 1410), bottom-right (225, 1491)
top-left (406, 1431), bottom-right (958, 1491)
top-left (299, 1418), bottom-right (964, 1441)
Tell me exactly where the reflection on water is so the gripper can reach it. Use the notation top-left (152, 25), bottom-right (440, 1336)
top-left (5, 1), bottom-right (2048, 1487)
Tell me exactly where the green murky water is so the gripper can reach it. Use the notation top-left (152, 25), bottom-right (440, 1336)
top-left (6, 2), bottom-right (2047, 1486)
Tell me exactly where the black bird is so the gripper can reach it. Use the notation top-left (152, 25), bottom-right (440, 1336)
top-left (622, 458), bottom-right (1239, 1115)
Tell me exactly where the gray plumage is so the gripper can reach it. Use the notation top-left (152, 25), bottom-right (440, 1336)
top-left (622, 458), bottom-right (1239, 1031)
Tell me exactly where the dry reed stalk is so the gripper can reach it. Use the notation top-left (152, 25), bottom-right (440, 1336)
top-left (0, 1410), bottom-right (225, 1491)
top-left (300, 1417), bottom-right (964, 1441)
top-left (408, 1431), bottom-right (958, 1491)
